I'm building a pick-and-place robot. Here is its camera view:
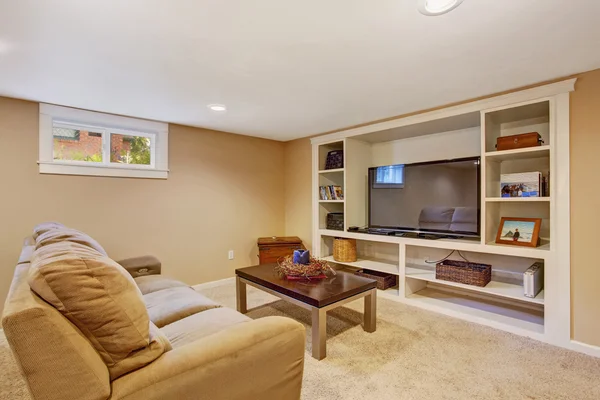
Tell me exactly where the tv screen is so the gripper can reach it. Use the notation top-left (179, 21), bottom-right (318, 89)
top-left (368, 157), bottom-right (481, 237)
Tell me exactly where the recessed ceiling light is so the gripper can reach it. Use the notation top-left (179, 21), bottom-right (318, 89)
top-left (208, 104), bottom-right (227, 112)
top-left (418, 0), bottom-right (464, 16)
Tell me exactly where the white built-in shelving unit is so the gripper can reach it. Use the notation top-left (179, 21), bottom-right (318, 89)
top-left (311, 79), bottom-right (580, 354)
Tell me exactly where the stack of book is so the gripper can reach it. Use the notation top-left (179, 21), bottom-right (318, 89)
top-left (319, 185), bottom-right (343, 200)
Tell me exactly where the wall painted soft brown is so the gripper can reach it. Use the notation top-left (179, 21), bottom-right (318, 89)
top-left (283, 138), bottom-right (313, 251)
top-left (570, 68), bottom-right (600, 347)
top-left (0, 97), bottom-right (286, 313)
top-left (283, 68), bottom-right (600, 348)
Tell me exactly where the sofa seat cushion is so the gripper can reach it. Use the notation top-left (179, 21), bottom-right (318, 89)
top-left (161, 308), bottom-right (251, 348)
top-left (134, 275), bottom-right (188, 295)
top-left (143, 287), bottom-right (221, 328)
top-left (28, 241), bottom-right (168, 380)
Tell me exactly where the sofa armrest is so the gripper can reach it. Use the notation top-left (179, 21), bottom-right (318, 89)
top-left (117, 255), bottom-right (162, 277)
top-left (111, 316), bottom-right (305, 400)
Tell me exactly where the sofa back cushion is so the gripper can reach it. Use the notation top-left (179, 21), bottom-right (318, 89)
top-left (2, 263), bottom-right (111, 400)
top-left (32, 221), bottom-right (66, 238)
top-left (35, 227), bottom-right (108, 256)
top-left (28, 241), bottom-right (168, 379)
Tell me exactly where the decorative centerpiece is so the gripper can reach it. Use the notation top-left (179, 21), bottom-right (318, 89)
top-left (275, 250), bottom-right (336, 280)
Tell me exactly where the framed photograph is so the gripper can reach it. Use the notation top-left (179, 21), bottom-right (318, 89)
top-left (495, 217), bottom-right (542, 247)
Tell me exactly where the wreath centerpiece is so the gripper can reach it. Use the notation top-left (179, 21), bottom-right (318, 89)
top-left (275, 250), bottom-right (336, 280)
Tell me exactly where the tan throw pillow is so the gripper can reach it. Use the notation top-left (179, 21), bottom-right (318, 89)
top-left (28, 241), bottom-right (168, 379)
top-left (35, 227), bottom-right (108, 256)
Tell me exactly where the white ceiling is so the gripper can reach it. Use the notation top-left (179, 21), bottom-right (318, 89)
top-left (0, 1), bottom-right (599, 141)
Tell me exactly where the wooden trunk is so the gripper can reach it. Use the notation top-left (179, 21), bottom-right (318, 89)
top-left (257, 236), bottom-right (305, 265)
top-left (496, 132), bottom-right (542, 151)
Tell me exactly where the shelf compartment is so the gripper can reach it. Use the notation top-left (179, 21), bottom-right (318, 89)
top-left (318, 141), bottom-right (344, 171)
top-left (318, 202), bottom-right (344, 230)
top-left (485, 145), bottom-right (550, 161)
top-left (405, 264), bottom-right (543, 305)
top-left (484, 100), bottom-right (550, 153)
top-left (484, 201), bottom-right (550, 246)
top-left (323, 255), bottom-right (399, 276)
top-left (406, 286), bottom-right (544, 335)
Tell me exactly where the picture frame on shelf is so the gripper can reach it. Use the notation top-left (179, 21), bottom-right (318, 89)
top-left (495, 217), bottom-right (542, 247)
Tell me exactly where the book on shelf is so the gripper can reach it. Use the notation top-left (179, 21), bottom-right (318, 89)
top-left (319, 185), bottom-right (344, 200)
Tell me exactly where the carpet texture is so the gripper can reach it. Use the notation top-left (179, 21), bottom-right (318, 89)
top-left (2, 281), bottom-right (599, 400)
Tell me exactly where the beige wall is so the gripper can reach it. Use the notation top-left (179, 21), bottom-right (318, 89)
top-left (0, 97), bottom-right (286, 313)
top-left (283, 68), bottom-right (600, 348)
top-left (570, 68), bottom-right (600, 347)
top-left (283, 138), bottom-right (313, 250)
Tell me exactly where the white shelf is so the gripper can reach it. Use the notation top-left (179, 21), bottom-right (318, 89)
top-left (405, 287), bottom-right (545, 335)
top-left (485, 241), bottom-right (550, 253)
top-left (405, 264), bottom-right (544, 305)
top-left (485, 197), bottom-right (550, 202)
top-left (322, 255), bottom-right (399, 275)
top-left (318, 168), bottom-right (344, 174)
top-left (318, 229), bottom-right (551, 260)
top-left (485, 145), bottom-right (550, 162)
top-left (319, 200), bottom-right (344, 203)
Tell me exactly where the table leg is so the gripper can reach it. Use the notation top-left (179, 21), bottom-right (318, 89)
top-left (236, 276), bottom-right (247, 314)
top-left (311, 307), bottom-right (327, 360)
top-left (364, 288), bottom-right (377, 333)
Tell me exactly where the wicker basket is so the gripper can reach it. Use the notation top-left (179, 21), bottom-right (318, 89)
top-left (355, 269), bottom-right (397, 290)
top-left (436, 260), bottom-right (491, 287)
top-left (333, 238), bottom-right (357, 262)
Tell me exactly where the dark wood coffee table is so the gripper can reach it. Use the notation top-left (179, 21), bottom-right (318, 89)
top-left (235, 263), bottom-right (377, 360)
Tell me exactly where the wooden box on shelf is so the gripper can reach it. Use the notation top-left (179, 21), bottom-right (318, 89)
top-left (257, 236), bottom-right (305, 265)
top-left (496, 132), bottom-right (543, 151)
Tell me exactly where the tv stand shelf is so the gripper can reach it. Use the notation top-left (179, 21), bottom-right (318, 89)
top-left (405, 264), bottom-right (544, 305)
top-left (311, 79), bottom-right (573, 352)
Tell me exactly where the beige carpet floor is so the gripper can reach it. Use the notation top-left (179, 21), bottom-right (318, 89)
top-left (2, 281), bottom-right (600, 400)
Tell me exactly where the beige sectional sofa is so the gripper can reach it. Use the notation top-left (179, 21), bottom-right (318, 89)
top-left (2, 223), bottom-right (305, 400)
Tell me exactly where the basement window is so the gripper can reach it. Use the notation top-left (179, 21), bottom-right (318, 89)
top-left (39, 104), bottom-right (168, 179)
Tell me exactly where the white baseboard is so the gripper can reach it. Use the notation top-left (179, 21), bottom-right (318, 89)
top-left (192, 277), bottom-right (235, 291)
top-left (568, 340), bottom-right (600, 358)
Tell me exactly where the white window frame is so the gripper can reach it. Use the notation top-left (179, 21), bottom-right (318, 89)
top-left (39, 104), bottom-right (168, 179)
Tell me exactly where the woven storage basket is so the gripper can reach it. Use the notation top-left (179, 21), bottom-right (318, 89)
top-left (436, 260), bottom-right (491, 287)
top-left (326, 213), bottom-right (344, 231)
top-left (355, 269), bottom-right (397, 290)
top-left (333, 238), bottom-right (357, 262)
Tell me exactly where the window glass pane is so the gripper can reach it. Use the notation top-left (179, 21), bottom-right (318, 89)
top-left (110, 134), bottom-right (151, 165)
top-left (53, 127), bottom-right (103, 162)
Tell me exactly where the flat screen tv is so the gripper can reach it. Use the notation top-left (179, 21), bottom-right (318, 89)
top-left (368, 157), bottom-right (481, 237)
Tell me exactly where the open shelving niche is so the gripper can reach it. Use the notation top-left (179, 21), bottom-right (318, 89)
top-left (316, 140), bottom-right (346, 231)
top-left (312, 79), bottom-right (574, 349)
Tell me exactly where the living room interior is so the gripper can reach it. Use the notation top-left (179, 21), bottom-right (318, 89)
top-left (1, 1), bottom-right (600, 399)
